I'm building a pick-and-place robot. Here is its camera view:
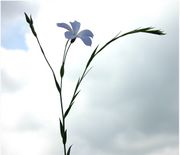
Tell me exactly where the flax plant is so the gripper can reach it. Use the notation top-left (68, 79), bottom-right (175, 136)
top-left (24, 13), bottom-right (165, 155)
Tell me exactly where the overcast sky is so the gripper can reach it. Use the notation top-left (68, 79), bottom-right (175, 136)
top-left (1, 0), bottom-right (179, 155)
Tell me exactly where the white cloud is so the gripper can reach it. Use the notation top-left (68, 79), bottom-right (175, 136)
top-left (147, 146), bottom-right (179, 155)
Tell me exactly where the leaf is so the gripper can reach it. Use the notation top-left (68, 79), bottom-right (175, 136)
top-left (74, 78), bottom-right (81, 92)
top-left (64, 102), bottom-right (73, 119)
top-left (54, 75), bottom-right (61, 93)
top-left (71, 91), bottom-right (81, 103)
top-left (82, 67), bottom-right (92, 79)
top-left (24, 13), bottom-right (36, 36)
top-left (60, 63), bottom-right (64, 78)
top-left (64, 90), bottom-right (81, 118)
top-left (59, 119), bottom-right (64, 138)
top-left (30, 15), bottom-right (33, 24)
top-left (141, 27), bottom-right (165, 35)
top-left (30, 24), bottom-right (37, 37)
top-left (24, 12), bottom-right (31, 24)
top-left (86, 45), bottom-right (99, 69)
top-left (24, 13), bottom-right (37, 37)
top-left (59, 119), bottom-right (67, 144)
top-left (63, 129), bottom-right (67, 144)
top-left (67, 145), bottom-right (73, 155)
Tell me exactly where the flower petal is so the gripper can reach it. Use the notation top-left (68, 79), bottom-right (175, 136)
top-left (77, 36), bottom-right (92, 46)
top-left (78, 29), bottom-right (94, 38)
top-left (57, 23), bottom-right (72, 31)
top-left (70, 21), bottom-right (80, 34)
top-left (65, 31), bottom-right (76, 39)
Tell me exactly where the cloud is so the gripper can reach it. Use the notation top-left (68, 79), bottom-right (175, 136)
top-left (1, 69), bottom-right (23, 93)
top-left (147, 146), bottom-right (178, 155)
top-left (1, 1), bottom-right (39, 49)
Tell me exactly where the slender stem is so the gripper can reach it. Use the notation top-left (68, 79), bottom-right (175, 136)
top-left (59, 86), bottom-right (66, 155)
top-left (62, 40), bottom-right (69, 62)
top-left (60, 41), bottom-right (72, 89)
top-left (59, 40), bottom-right (72, 155)
top-left (35, 36), bottom-right (61, 93)
top-left (59, 90), bottom-right (66, 155)
top-left (62, 41), bottom-right (72, 67)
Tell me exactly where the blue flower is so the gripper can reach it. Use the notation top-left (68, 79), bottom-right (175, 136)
top-left (57, 20), bottom-right (94, 46)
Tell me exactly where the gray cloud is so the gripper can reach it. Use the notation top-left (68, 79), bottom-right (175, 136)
top-left (1, 1), bottom-right (39, 49)
top-left (1, 70), bottom-right (25, 93)
top-left (1, 1), bottom-right (38, 22)
top-left (15, 114), bottom-right (45, 132)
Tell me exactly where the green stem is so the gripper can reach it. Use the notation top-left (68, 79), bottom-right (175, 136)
top-left (59, 90), bottom-right (66, 155)
top-left (59, 40), bottom-right (72, 155)
top-left (35, 36), bottom-right (61, 93)
top-left (62, 40), bottom-right (69, 62)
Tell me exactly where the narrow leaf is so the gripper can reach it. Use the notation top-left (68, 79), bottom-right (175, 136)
top-left (63, 129), bottom-right (67, 144)
top-left (142, 27), bottom-right (165, 35)
top-left (74, 78), bottom-right (81, 93)
top-left (59, 118), bottom-right (64, 139)
top-left (30, 24), bottom-right (37, 37)
top-left (64, 90), bottom-right (81, 118)
top-left (67, 145), bottom-right (73, 155)
top-left (64, 102), bottom-right (74, 119)
top-left (86, 45), bottom-right (99, 69)
top-left (82, 67), bottom-right (92, 79)
top-left (54, 73), bottom-right (61, 93)
top-left (60, 63), bottom-right (64, 78)
top-left (24, 13), bottom-right (37, 37)
top-left (71, 91), bottom-right (81, 103)
top-left (24, 12), bottom-right (31, 24)
top-left (30, 15), bottom-right (33, 24)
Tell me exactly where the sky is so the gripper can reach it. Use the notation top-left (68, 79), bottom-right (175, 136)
top-left (0, 0), bottom-right (179, 155)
